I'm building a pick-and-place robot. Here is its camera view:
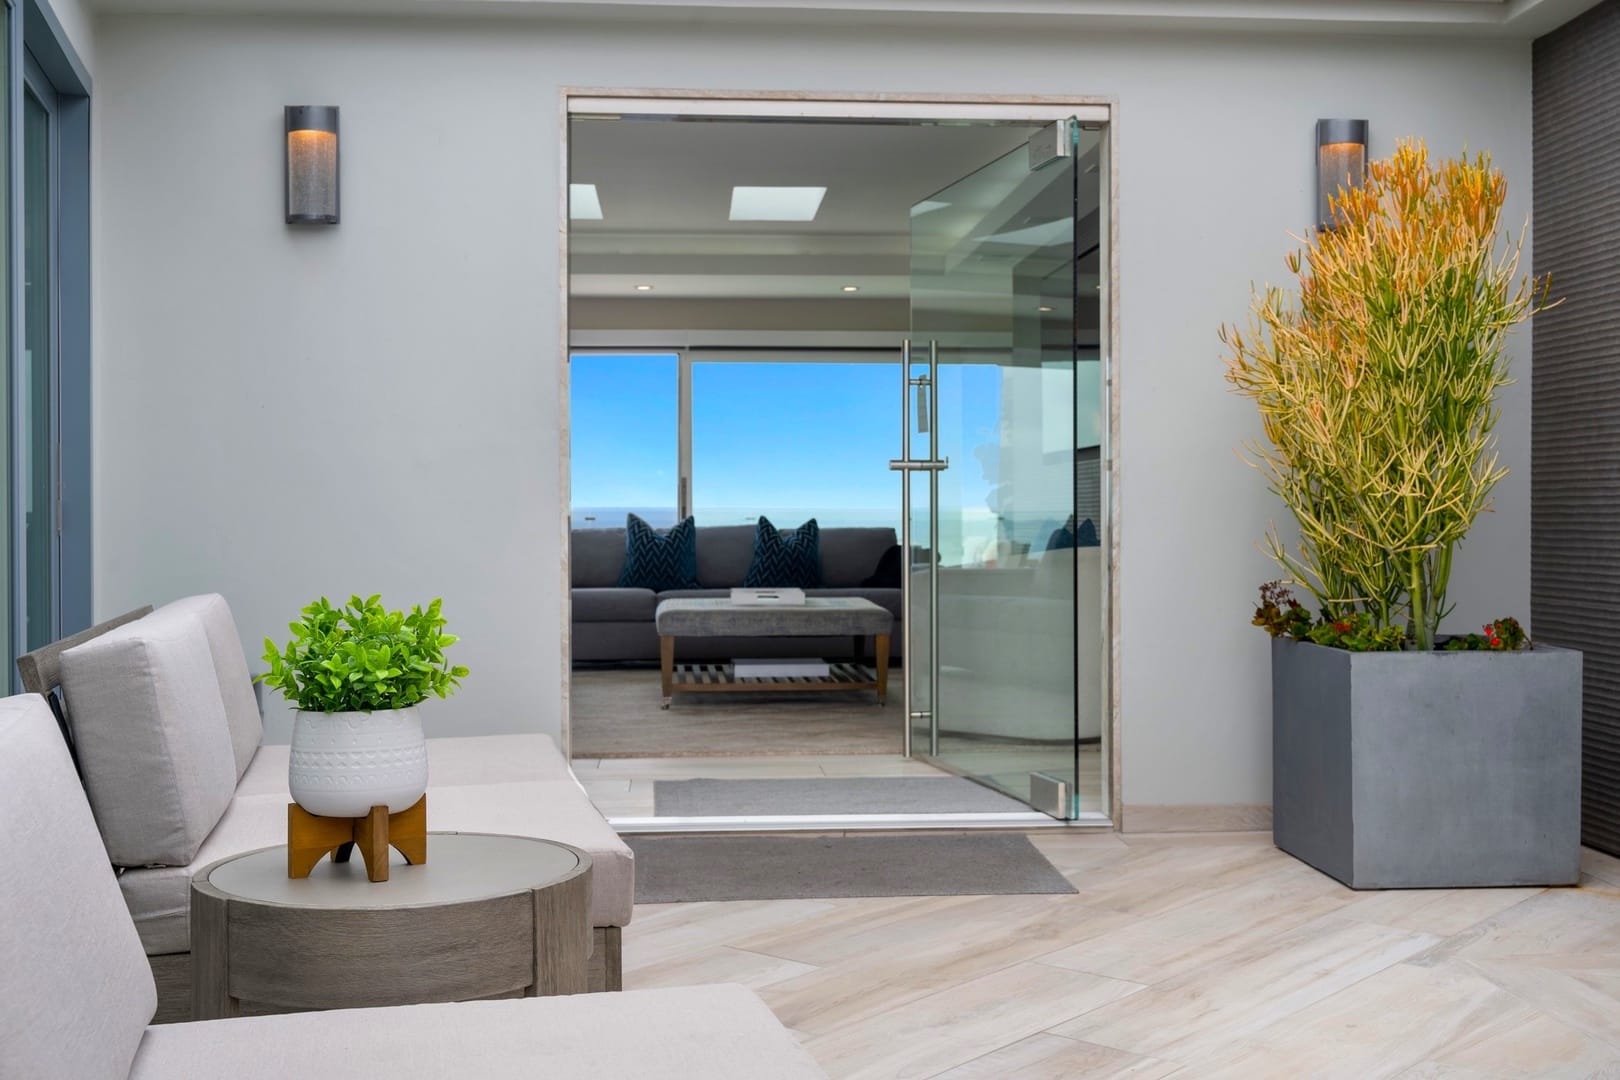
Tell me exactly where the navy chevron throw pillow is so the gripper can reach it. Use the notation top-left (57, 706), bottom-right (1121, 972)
top-left (618, 514), bottom-right (700, 591)
top-left (743, 516), bottom-right (823, 589)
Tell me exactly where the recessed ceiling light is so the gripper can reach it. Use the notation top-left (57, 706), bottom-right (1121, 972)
top-left (842, 285), bottom-right (860, 293)
top-left (569, 183), bottom-right (603, 221)
top-left (634, 284), bottom-right (654, 292)
top-left (1038, 305), bottom-right (1053, 312)
top-left (729, 186), bottom-right (827, 222)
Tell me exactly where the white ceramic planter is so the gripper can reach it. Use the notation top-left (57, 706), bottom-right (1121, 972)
top-left (287, 706), bottom-right (429, 818)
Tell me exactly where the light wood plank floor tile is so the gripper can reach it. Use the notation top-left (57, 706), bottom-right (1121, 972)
top-left (1186, 958), bottom-right (1551, 1078)
top-left (624, 943), bottom-right (817, 992)
top-left (1451, 887), bottom-right (1620, 1051)
top-left (1053, 914), bottom-right (1441, 1060)
top-left (1037, 862), bottom-right (1357, 984)
top-left (625, 898), bottom-right (839, 970)
top-left (1337, 884), bottom-right (1544, 937)
top-left (759, 895), bottom-right (1137, 1035)
top-left (1065, 835), bottom-right (1290, 917)
top-left (1027, 831), bottom-right (1135, 875)
top-left (801, 961), bottom-right (1145, 1080)
top-left (1421, 992), bottom-right (1620, 1077)
top-left (1583, 849), bottom-right (1620, 889)
top-left (930, 1032), bottom-right (1178, 1079)
top-left (613, 838), bottom-right (1620, 1078)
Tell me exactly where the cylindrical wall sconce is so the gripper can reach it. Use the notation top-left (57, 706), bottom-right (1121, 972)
top-left (1316, 118), bottom-right (1367, 231)
top-left (286, 106), bottom-right (339, 225)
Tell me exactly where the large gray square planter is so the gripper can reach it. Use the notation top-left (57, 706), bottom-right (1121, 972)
top-left (1272, 638), bottom-right (1582, 889)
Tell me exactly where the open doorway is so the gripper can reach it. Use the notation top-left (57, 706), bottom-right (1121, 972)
top-left (562, 98), bottom-right (1112, 830)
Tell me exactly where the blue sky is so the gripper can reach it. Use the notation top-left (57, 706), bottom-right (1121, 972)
top-left (571, 355), bottom-right (921, 524)
top-left (569, 352), bottom-right (1100, 531)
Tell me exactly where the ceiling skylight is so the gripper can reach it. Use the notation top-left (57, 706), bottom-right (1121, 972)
top-left (729, 186), bottom-right (826, 222)
top-left (570, 184), bottom-right (603, 220)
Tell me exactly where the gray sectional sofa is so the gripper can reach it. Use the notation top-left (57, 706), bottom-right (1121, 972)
top-left (18, 595), bottom-right (636, 1023)
top-left (0, 692), bottom-right (826, 1080)
top-left (572, 523), bottom-right (902, 663)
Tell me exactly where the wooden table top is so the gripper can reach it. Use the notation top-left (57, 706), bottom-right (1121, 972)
top-left (202, 832), bottom-right (586, 911)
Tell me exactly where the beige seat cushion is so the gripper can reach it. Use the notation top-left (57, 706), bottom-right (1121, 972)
top-left (129, 767), bottom-right (634, 955)
top-left (235, 732), bottom-right (574, 798)
top-left (129, 986), bottom-right (824, 1079)
top-left (424, 779), bottom-right (635, 927)
top-left (120, 792), bottom-right (289, 955)
top-left (158, 594), bottom-right (263, 779)
top-left (61, 605), bottom-right (238, 867)
top-left (0, 695), bottom-right (157, 1080)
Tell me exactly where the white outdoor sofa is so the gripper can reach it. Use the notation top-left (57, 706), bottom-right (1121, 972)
top-left (0, 693), bottom-right (825, 1080)
top-left (17, 595), bottom-right (635, 1022)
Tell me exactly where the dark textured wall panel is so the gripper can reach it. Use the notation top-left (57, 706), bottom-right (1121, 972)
top-left (1533, 0), bottom-right (1620, 857)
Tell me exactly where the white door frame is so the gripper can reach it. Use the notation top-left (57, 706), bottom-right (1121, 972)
top-left (557, 88), bottom-right (1122, 828)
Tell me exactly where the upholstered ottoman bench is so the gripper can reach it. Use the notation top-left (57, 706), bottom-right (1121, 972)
top-left (654, 596), bottom-right (892, 707)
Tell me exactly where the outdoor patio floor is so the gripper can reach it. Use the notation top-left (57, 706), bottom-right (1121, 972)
top-left (621, 830), bottom-right (1620, 1078)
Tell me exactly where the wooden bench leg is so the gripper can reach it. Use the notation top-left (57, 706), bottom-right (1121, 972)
top-left (660, 635), bottom-right (675, 709)
top-left (588, 925), bottom-right (624, 992)
top-left (875, 634), bottom-right (890, 706)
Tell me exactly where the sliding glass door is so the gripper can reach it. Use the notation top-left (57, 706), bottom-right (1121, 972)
top-left (19, 57), bottom-right (56, 652)
top-left (902, 120), bottom-right (1108, 820)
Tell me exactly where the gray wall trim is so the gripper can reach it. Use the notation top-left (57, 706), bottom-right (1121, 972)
top-left (1531, 0), bottom-right (1620, 858)
top-left (21, 0), bottom-right (85, 95)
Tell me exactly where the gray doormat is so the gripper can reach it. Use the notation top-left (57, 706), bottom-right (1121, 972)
top-left (653, 776), bottom-right (1032, 817)
top-left (626, 833), bottom-right (1078, 903)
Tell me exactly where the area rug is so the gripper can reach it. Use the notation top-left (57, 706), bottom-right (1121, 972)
top-left (571, 668), bottom-right (900, 758)
top-left (626, 834), bottom-right (1077, 902)
top-left (653, 776), bottom-right (1032, 816)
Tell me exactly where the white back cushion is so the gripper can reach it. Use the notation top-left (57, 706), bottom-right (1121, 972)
top-left (157, 593), bottom-right (263, 778)
top-left (60, 605), bottom-right (237, 866)
top-left (0, 694), bottom-right (157, 1080)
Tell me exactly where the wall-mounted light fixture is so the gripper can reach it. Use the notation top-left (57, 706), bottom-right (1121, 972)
top-left (286, 106), bottom-right (339, 225)
top-left (1316, 118), bottom-right (1367, 231)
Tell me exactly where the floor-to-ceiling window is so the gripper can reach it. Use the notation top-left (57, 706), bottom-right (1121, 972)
top-left (20, 59), bottom-right (55, 650)
top-left (569, 352), bottom-right (680, 529)
top-left (689, 358), bottom-right (896, 532)
top-left (569, 350), bottom-right (899, 534)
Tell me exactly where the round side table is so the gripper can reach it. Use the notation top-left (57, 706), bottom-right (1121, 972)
top-left (190, 832), bottom-right (592, 1019)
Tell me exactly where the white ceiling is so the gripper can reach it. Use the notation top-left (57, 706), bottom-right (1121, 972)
top-left (90, 0), bottom-right (1604, 39)
top-left (569, 118), bottom-right (1055, 301)
top-left (571, 119), bottom-right (1040, 235)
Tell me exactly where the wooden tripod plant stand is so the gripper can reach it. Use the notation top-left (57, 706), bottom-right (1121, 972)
top-left (287, 795), bottom-right (428, 882)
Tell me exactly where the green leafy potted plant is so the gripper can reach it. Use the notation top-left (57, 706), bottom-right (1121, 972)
top-left (258, 595), bottom-right (468, 818)
top-left (1221, 140), bottom-right (1581, 888)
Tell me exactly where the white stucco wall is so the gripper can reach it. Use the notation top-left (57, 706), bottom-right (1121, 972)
top-left (91, 14), bottom-right (1533, 809)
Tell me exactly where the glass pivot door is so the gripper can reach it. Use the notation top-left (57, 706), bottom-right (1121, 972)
top-left (896, 119), bottom-right (1107, 820)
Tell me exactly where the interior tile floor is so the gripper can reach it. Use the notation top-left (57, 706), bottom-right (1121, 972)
top-left (575, 750), bottom-right (1106, 819)
top-left (575, 755), bottom-right (952, 818)
top-left (620, 831), bottom-right (1620, 1078)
